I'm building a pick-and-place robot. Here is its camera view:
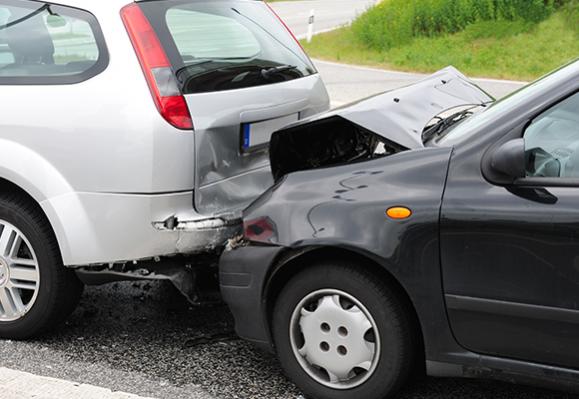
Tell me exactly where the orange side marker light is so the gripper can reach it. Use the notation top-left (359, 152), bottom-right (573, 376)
top-left (386, 206), bottom-right (412, 220)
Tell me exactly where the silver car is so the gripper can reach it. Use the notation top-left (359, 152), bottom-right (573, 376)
top-left (0, 0), bottom-right (329, 338)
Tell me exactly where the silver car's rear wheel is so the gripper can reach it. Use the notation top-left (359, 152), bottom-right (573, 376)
top-left (0, 220), bottom-right (40, 322)
top-left (0, 193), bottom-right (83, 339)
top-left (289, 289), bottom-right (380, 389)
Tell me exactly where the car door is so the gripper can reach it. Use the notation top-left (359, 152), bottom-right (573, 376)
top-left (440, 91), bottom-right (579, 369)
top-left (138, 0), bottom-right (330, 215)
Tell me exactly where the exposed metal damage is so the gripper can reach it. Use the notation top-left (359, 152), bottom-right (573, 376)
top-left (270, 116), bottom-right (406, 181)
top-left (76, 66), bottom-right (494, 306)
top-left (76, 254), bottom-right (222, 305)
top-left (153, 213), bottom-right (243, 254)
top-left (270, 66), bottom-right (493, 180)
top-left (73, 213), bottom-right (242, 304)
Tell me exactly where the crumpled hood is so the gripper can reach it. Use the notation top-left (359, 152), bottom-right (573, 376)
top-left (286, 66), bottom-right (494, 149)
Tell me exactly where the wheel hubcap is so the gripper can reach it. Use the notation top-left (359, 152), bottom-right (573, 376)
top-left (289, 289), bottom-right (380, 389)
top-left (0, 221), bottom-right (40, 322)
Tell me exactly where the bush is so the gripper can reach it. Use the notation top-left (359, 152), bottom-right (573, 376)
top-left (352, 0), bottom-right (561, 50)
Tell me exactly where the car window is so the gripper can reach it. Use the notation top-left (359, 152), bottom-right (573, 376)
top-left (166, 8), bottom-right (261, 60)
top-left (0, 0), bottom-right (107, 84)
top-left (437, 60), bottom-right (579, 146)
top-left (524, 93), bottom-right (579, 178)
top-left (140, 0), bottom-right (316, 95)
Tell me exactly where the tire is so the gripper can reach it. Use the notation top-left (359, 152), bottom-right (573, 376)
top-left (0, 192), bottom-right (83, 339)
top-left (272, 260), bottom-right (415, 399)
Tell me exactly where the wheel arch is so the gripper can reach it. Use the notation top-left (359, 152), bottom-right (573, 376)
top-left (0, 179), bottom-right (84, 338)
top-left (264, 245), bottom-right (426, 369)
top-left (0, 177), bottom-right (65, 265)
top-left (0, 140), bottom-right (77, 265)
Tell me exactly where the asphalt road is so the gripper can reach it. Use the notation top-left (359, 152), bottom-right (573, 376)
top-left (270, 0), bottom-right (377, 39)
top-left (314, 60), bottom-right (526, 106)
top-left (2, 281), bottom-right (576, 399)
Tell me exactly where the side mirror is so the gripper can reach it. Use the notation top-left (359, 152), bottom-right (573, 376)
top-left (490, 138), bottom-right (525, 180)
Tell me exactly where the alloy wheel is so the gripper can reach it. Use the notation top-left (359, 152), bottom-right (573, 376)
top-left (0, 220), bottom-right (40, 322)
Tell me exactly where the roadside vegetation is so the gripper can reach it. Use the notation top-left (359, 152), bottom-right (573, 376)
top-left (302, 0), bottom-right (579, 80)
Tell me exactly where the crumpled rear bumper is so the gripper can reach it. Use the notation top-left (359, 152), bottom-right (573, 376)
top-left (153, 213), bottom-right (243, 254)
top-left (42, 190), bottom-right (242, 267)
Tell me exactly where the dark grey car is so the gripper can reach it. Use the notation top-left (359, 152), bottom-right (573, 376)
top-left (220, 60), bottom-right (579, 399)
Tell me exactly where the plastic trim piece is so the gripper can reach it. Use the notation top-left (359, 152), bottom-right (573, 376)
top-left (445, 294), bottom-right (579, 324)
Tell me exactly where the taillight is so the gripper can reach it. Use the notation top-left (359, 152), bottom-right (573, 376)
top-left (121, 3), bottom-right (193, 130)
top-left (265, 3), bottom-right (306, 51)
top-left (244, 217), bottom-right (277, 244)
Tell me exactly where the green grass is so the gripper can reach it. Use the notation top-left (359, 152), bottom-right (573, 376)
top-left (302, 7), bottom-right (579, 81)
top-left (351, 0), bottom-right (558, 51)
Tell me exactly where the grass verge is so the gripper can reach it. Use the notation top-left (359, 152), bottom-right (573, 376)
top-left (301, 8), bottom-right (578, 81)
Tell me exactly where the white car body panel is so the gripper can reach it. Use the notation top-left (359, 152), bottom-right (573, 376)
top-left (0, 0), bottom-right (330, 266)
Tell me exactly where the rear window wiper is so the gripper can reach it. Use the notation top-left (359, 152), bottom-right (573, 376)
top-left (174, 60), bottom-right (214, 83)
top-left (175, 57), bottom-right (260, 83)
top-left (261, 65), bottom-right (298, 80)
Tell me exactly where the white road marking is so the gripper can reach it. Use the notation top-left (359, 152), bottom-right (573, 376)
top-left (0, 368), bottom-right (156, 399)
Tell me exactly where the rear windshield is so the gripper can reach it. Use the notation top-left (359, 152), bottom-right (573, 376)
top-left (140, 0), bottom-right (316, 95)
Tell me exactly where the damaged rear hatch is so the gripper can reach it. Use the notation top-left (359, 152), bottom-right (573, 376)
top-left (270, 66), bottom-right (494, 180)
top-left (139, 0), bottom-right (330, 216)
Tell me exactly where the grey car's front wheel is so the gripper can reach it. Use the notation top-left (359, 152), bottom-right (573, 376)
top-left (0, 193), bottom-right (83, 339)
top-left (272, 260), bottom-right (416, 399)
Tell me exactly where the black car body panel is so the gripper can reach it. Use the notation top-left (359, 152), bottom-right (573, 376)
top-left (269, 66), bottom-right (493, 180)
top-left (220, 245), bottom-right (281, 345)
top-left (440, 63), bottom-right (579, 370)
top-left (272, 66), bottom-right (493, 151)
top-left (222, 147), bottom-right (453, 347)
top-left (220, 60), bottom-right (579, 393)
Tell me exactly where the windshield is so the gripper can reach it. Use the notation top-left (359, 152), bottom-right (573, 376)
top-left (437, 60), bottom-right (579, 146)
top-left (140, 0), bottom-right (316, 95)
